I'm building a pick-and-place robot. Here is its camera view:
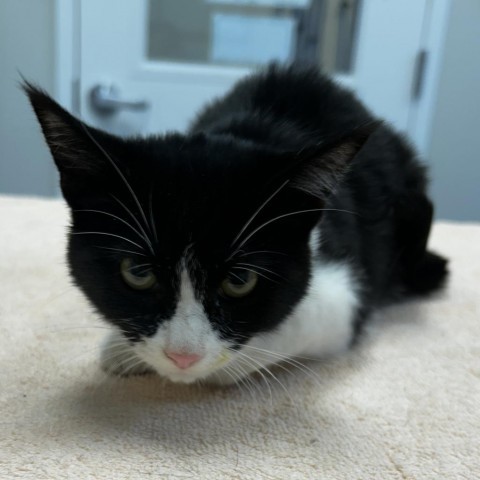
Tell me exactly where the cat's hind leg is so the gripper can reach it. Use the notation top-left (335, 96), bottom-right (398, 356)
top-left (394, 193), bottom-right (448, 295)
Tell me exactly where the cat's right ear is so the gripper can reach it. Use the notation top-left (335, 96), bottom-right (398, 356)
top-left (23, 82), bottom-right (124, 202)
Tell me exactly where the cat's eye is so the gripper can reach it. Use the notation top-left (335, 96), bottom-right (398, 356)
top-left (221, 270), bottom-right (258, 298)
top-left (120, 258), bottom-right (157, 290)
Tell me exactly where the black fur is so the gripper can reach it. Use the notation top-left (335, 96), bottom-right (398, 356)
top-left (24, 65), bottom-right (448, 347)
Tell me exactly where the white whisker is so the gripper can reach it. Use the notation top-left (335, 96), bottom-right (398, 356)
top-left (130, 266), bottom-right (154, 277)
top-left (148, 186), bottom-right (159, 243)
top-left (232, 350), bottom-right (273, 406)
top-left (123, 263), bottom-right (152, 273)
top-left (93, 246), bottom-right (148, 257)
top-left (232, 266), bottom-right (279, 284)
top-left (230, 208), bottom-right (320, 258)
top-left (107, 353), bottom-right (140, 376)
top-left (229, 207), bottom-right (357, 259)
top-left (72, 231), bottom-right (145, 251)
top-left (223, 364), bottom-right (258, 402)
top-left (238, 250), bottom-right (287, 258)
top-left (236, 262), bottom-right (285, 281)
top-left (242, 343), bottom-right (323, 363)
top-left (234, 350), bottom-right (295, 405)
top-left (120, 356), bottom-right (150, 377)
top-left (232, 364), bottom-right (263, 407)
top-left (42, 325), bottom-right (111, 334)
top-left (59, 341), bottom-right (128, 367)
top-left (228, 271), bottom-right (246, 284)
top-left (80, 124), bottom-right (154, 240)
top-left (230, 179), bottom-right (290, 248)
top-left (74, 209), bottom-right (154, 254)
top-left (110, 195), bottom-right (154, 252)
top-left (242, 345), bottom-right (322, 385)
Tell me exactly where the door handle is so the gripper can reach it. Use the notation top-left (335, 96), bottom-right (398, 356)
top-left (89, 84), bottom-right (149, 115)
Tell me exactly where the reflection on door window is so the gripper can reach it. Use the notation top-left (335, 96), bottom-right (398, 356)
top-left (147, 0), bottom-right (361, 73)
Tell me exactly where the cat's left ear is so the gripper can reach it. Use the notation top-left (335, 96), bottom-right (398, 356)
top-left (23, 82), bottom-right (128, 204)
top-left (288, 122), bottom-right (381, 199)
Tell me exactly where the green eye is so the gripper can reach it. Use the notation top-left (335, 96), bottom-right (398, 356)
top-left (221, 270), bottom-right (258, 298)
top-left (120, 258), bottom-right (157, 290)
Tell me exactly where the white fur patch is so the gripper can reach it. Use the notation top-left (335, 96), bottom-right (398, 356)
top-left (220, 237), bottom-right (360, 383)
top-left (133, 267), bottom-right (229, 383)
top-left (308, 228), bottom-right (321, 256)
top-left (249, 259), bottom-right (359, 357)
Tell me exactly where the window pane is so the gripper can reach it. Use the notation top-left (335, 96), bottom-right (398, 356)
top-left (147, 0), bottom-right (361, 73)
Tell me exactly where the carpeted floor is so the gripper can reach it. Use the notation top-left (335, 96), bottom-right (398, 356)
top-left (0, 195), bottom-right (479, 479)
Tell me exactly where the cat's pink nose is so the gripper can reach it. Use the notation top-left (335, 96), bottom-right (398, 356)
top-left (165, 351), bottom-right (202, 369)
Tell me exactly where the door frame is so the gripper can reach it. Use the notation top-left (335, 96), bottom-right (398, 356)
top-left (406, 0), bottom-right (452, 157)
top-left (54, 0), bottom-right (452, 158)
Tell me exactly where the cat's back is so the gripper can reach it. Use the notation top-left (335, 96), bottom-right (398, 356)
top-left (190, 65), bottom-right (372, 141)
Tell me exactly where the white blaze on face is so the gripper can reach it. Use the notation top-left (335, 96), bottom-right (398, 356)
top-left (164, 269), bottom-right (210, 353)
top-left (133, 267), bottom-right (231, 383)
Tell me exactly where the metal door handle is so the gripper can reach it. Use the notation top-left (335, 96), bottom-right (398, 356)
top-left (90, 84), bottom-right (149, 115)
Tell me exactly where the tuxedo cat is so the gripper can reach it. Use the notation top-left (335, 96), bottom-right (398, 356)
top-left (25, 66), bottom-right (447, 385)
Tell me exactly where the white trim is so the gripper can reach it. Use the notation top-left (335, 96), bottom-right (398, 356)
top-left (135, 0), bottom-right (252, 83)
top-left (53, 0), bottom-right (79, 110)
top-left (407, 0), bottom-right (452, 158)
top-left (137, 61), bottom-right (251, 83)
top-left (53, 0), bottom-right (78, 196)
top-left (347, 0), bottom-right (428, 132)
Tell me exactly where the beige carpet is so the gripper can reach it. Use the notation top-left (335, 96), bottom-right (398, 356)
top-left (0, 195), bottom-right (479, 480)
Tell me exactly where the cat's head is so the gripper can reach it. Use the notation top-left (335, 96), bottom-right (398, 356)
top-left (26, 85), bottom-right (369, 383)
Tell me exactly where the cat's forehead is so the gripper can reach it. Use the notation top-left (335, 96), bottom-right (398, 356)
top-left (134, 136), bottom-right (280, 223)
top-left (140, 135), bottom-right (276, 189)
top-left (95, 135), bottom-right (307, 260)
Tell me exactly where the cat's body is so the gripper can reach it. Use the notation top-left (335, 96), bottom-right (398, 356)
top-left (25, 66), bottom-right (447, 385)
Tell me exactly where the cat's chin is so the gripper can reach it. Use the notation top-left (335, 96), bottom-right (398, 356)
top-left (163, 372), bottom-right (207, 385)
top-left (165, 370), bottom-right (239, 386)
top-left (151, 362), bottom-right (240, 385)
top-left (161, 364), bottom-right (239, 385)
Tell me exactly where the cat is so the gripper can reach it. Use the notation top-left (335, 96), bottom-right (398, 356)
top-left (24, 65), bottom-right (447, 386)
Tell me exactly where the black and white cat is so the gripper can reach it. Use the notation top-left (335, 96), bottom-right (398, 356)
top-left (25, 66), bottom-right (447, 385)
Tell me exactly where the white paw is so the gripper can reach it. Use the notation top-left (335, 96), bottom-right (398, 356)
top-left (100, 330), bottom-right (154, 377)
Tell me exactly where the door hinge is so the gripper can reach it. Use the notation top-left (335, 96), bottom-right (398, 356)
top-left (412, 49), bottom-right (428, 100)
top-left (71, 78), bottom-right (81, 115)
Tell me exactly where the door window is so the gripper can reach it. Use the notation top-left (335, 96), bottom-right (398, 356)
top-left (147, 0), bottom-right (361, 73)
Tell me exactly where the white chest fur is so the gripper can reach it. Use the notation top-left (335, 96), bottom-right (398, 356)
top-left (227, 258), bottom-right (360, 381)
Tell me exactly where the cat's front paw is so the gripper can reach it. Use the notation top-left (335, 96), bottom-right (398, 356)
top-left (100, 331), bottom-right (154, 377)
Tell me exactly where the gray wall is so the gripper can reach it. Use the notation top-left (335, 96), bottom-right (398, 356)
top-left (1, 0), bottom-right (479, 220)
top-left (0, 0), bottom-right (57, 196)
top-left (428, 0), bottom-right (480, 221)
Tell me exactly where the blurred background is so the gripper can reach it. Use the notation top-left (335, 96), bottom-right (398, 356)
top-left (0, 0), bottom-right (478, 220)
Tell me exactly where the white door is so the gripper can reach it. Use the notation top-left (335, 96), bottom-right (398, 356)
top-left (77, 0), bottom-right (429, 139)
